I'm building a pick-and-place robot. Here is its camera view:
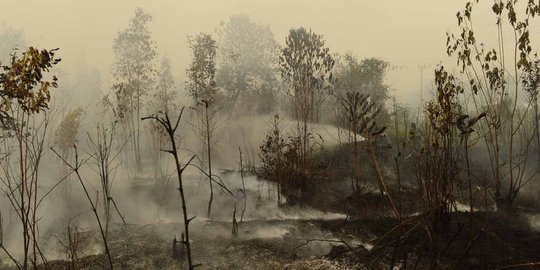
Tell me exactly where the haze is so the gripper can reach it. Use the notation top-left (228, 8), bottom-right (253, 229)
top-left (3, 1), bottom-right (540, 269)
top-left (1, 0), bottom-right (482, 106)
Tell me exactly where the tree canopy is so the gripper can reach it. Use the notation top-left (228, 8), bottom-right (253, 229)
top-left (112, 7), bottom-right (156, 119)
top-left (0, 47), bottom-right (61, 115)
top-left (334, 54), bottom-right (389, 106)
top-left (216, 14), bottom-right (280, 113)
top-left (279, 27), bottom-right (334, 123)
top-left (186, 33), bottom-right (218, 104)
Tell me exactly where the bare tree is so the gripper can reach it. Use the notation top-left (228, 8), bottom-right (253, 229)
top-left (190, 100), bottom-right (222, 217)
top-left (55, 218), bottom-right (82, 270)
top-left (51, 145), bottom-right (114, 270)
top-left (86, 121), bottom-right (127, 240)
top-left (142, 108), bottom-right (200, 270)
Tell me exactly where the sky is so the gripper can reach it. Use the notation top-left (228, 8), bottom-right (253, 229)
top-left (0, 0), bottom-right (507, 107)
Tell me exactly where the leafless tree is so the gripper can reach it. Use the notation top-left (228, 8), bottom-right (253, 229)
top-left (86, 121), bottom-right (127, 240)
top-left (0, 110), bottom-right (52, 269)
top-left (142, 108), bottom-right (199, 269)
top-left (143, 107), bottom-right (233, 269)
top-left (190, 100), bottom-right (222, 217)
top-left (55, 217), bottom-right (82, 270)
top-left (51, 145), bottom-right (114, 270)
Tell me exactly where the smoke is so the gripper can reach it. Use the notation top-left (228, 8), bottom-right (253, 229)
top-left (2, 98), bottom-right (540, 266)
top-left (0, 110), bottom-right (355, 264)
top-left (195, 112), bottom-right (361, 169)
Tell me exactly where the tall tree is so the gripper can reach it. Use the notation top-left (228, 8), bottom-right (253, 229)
top-left (186, 33), bottom-right (218, 103)
top-left (279, 27), bottom-right (334, 167)
top-left (186, 33), bottom-right (219, 217)
top-left (112, 7), bottom-right (157, 171)
top-left (216, 14), bottom-right (280, 113)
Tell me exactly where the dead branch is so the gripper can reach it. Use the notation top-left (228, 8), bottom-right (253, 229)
top-left (142, 108), bottom-right (200, 270)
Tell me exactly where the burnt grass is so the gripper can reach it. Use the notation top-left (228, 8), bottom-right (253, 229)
top-left (302, 179), bottom-right (540, 269)
top-left (16, 143), bottom-right (540, 269)
top-left (36, 199), bottom-right (540, 270)
top-left (314, 210), bottom-right (540, 270)
top-left (297, 143), bottom-right (540, 269)
top-left (39, 220), bottom-right (363, 270)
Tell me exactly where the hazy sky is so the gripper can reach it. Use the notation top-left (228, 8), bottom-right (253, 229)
top-left (0, 0), bottom-right (504, 107)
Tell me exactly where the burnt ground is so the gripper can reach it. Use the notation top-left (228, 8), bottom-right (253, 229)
top-left (2, 144), bottom-right (540, 269)
top-left (319, 211), bottom-right (540, 270)
top-left (2, 184), bottom-right (540, 269)
top-left (302, 178), bottom-right (540, 269)
top-left (30, 219), bottom-right (368, 270)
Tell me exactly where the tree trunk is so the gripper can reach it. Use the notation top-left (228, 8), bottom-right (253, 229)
top-left (205, 102), bottom-right (214, 218)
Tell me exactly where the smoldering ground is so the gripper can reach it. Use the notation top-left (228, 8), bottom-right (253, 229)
top-left (0, 112), bottom-right (356, 266)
